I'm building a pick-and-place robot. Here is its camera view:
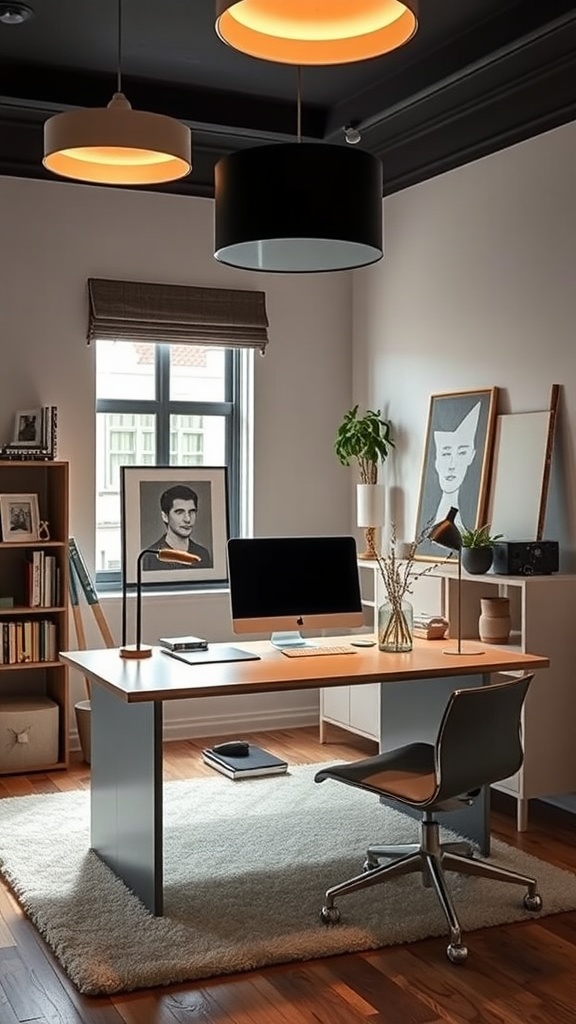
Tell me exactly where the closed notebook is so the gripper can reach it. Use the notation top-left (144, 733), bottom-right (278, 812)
top-left (202, 744), bottom-right (288, 779)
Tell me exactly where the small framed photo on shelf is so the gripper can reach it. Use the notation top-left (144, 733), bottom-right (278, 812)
top-left (0, 493), bottom-right (40, 542)
top-left (12, 408), bottom-right (43, 448)
top-left (1, 406), bottom-right (58, 461)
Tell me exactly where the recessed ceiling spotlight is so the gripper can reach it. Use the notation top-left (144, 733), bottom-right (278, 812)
top-left (0, 3), bottom-right (34, 24)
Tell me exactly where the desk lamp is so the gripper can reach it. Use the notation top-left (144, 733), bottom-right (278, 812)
top-left (429, 507), bottom-right (483, 657)
top-left (120, 548), bottom-right (201, 660)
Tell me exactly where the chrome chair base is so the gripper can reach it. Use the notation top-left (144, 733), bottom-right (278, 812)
top-left (320, 814), bottom-right (542, 963)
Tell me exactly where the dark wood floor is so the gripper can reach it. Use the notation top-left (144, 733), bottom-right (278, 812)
top-left (1, 724), bottom-right (576, 1024)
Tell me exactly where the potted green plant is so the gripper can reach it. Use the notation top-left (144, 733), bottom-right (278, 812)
top-left (334, 406), bottom-right (394, 558)
top-left (460, 523), bottom-right (503, 575)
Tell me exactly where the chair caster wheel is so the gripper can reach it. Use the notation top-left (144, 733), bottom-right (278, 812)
top-left (320, 905), bottom-right (340, 925)
top-left (363, 858), bottom-right (379, 872)
top-left (524, 892), bottom-right (542, 912)
top-left (446, 942), bottom-right (468, 964)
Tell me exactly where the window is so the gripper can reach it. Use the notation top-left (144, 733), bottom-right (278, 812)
top-left (95, 341), bottom-right (247, 586)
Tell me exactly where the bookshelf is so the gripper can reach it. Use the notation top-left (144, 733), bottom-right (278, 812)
top-left (0, 460), bottom-right (69, 772)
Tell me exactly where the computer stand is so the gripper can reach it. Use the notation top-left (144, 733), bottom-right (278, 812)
top-left (270, 631), bottom-right (316, 650)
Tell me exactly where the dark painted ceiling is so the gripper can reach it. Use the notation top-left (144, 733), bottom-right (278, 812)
top-left (0, 0), bottom-right (575, 198)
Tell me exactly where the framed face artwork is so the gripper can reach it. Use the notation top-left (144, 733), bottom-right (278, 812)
top-left (414, 388), bottom-right (499, 559)
top-left (121, 466), bottom-right (229, 586)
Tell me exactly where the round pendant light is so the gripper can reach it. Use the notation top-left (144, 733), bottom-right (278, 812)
top-left (42, 0), bottom-right (192, 186)
top-left (215, 0), bottom-right (418, 65)
top-left (43, 92), bottom-right (192, 186)
top-left (214, 142), bottom-right (383, 273)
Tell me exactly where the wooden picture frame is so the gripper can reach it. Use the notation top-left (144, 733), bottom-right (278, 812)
top-left (414, 388), bottom-right (499, 559)
top-left (121, 466), bottom-right (229, 586)
top-left (488, 410), bottom-right (555, 540)
top-left (12, 408), bottom-right (44, 448)
top-left (0, 493), bottom-right (40, 542)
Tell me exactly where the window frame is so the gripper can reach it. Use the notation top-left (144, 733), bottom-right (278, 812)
top-left (95, 343), bottom-right (242, 591)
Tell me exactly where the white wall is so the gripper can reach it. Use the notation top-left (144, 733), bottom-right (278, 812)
top-left (354, 119), bottom-right (576, 563)
top-left (0, 176), bottom-right (355, 740)
top-left (3, 119), bottom-right (576, 748)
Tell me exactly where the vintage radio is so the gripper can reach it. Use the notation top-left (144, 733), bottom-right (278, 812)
top-left (492, 541), bottom-right (559, 576)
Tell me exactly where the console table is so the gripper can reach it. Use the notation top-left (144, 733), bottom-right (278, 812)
top-left (61, 639), bottom-right (548, 915)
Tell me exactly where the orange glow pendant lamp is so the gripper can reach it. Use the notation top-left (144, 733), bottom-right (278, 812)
top-left (215, 0), bottom-right (418, 65)
top-left (43, 1), bottom-right (191, 186)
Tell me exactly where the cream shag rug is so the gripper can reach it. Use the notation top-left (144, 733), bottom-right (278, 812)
top-left (1, 764), bottom-right (576, 996)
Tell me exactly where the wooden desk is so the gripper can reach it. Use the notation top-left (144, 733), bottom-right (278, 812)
top-left (61, 639), bottom-right (548, 915)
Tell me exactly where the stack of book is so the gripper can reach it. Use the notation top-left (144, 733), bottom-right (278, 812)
top-left (158, 635), bottom-right (208, 652)
top-left (202, 743), bottom-right (288, 780)
top-left (413, 614), bottom-right (449, 640)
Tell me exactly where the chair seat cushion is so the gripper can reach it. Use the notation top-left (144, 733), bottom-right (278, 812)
top-left (315, 743), bottom-right (438, 804)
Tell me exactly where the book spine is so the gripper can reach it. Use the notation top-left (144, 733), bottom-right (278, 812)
top-left (68, 538), bottom-right (98, 605)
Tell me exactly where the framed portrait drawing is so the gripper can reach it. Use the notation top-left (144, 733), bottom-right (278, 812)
top-left (0, 493), bottom-right (40, 543)
top-left (121, 466), bottom-right (229, 586)
top-left (414, 388), bottom-right (499, 559)
top-left (12, 408), bottom-right (43, 448)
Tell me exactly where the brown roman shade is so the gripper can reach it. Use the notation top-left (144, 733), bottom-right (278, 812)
top-left (87, 278), bottom-right (269, 354)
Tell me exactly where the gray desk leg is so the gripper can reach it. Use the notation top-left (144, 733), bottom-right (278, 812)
top-left (91, 683), bottom-right (164, 915)
top-left (380, 673), bottom-right (490, 856)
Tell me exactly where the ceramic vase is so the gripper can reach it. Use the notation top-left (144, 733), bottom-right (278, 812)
top-left (378, 599), bottom-right (413, 652)
top-left (478, 596), bottom-right (511, 644)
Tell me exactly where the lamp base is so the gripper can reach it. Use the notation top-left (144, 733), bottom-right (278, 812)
top-left (119, 644), bottom-right (153, 660)
top-left (358, 526), bottom-right (378, 560)
top-left (442, 641), bottom-right (485, 657)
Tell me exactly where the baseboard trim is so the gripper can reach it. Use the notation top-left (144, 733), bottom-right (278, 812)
top-left (70, 706), bottom-right (320, 753)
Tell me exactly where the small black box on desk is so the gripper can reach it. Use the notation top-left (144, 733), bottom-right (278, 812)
top-left (492, 541), bottom-right (559, 576)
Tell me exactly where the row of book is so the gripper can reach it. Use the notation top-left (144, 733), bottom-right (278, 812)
top-left (25, 551), bottom-right (61, 608)
top-left (0, 406), bottom-right (58, 461)
top-left (0, 619), bottom-right (58, 664)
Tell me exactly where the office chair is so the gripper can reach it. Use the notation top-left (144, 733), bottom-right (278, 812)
top-left (315, 673), bottom-right (541, 963)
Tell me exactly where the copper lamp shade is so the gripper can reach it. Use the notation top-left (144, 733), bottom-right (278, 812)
top-left (214, 142), bottom-right (383, 273)
top-left (215, 0), bottom-right (418, 64)
top-left (43, 92), bottom-right (192, 186)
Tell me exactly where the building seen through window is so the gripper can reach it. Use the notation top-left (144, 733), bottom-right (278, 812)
top-left (95, 340), bottom-right (244, 586)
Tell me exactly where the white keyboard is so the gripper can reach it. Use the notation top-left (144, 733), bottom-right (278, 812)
top-left (281, 645), bottom-right (357, 658)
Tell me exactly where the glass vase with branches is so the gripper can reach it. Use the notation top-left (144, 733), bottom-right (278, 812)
top-left (374, 523), bottom-right (445, 652)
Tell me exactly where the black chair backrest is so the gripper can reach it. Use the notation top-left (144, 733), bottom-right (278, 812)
top-left (434, 673), bottom-right (533, 802)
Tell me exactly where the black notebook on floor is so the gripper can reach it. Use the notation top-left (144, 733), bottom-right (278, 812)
top-left (202, 744), bottom-right (288, 780)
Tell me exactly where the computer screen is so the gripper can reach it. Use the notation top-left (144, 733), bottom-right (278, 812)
top-left (227, 535), bottom-right (364, 647)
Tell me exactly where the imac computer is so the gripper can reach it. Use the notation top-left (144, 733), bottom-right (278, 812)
top-left (227, 535), bottom-right (364, 649)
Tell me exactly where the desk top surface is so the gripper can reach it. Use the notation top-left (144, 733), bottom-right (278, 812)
top-left (60, 637), bottom-right (549, 703)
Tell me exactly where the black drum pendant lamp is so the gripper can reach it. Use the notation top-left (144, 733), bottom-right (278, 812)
top-left (214, 142), bottom-right (383, 272)
top-left (214, 71), bottom-right (383, 273)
